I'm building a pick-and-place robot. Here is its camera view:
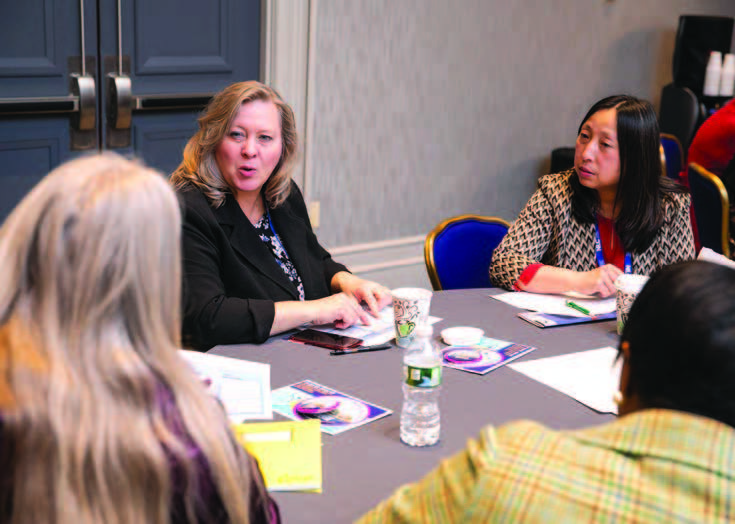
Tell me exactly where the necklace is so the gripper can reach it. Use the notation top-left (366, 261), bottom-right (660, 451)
top-left (238, 193), bottom-right (265, 225)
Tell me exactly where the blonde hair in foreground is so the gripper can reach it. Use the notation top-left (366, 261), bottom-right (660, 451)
top-left (0, 154), bottom-right (252, 524)
top-left (171, 80), bottom-right (299, 208)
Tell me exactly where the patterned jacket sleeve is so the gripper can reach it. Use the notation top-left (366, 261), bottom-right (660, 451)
top-left (660, 192), bottom-right (696, 266)
top-left (490, 175), bottom-right (564, 290)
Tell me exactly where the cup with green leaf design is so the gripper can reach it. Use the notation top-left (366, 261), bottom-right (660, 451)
top-left (392, 288), bottom-right (432, 348)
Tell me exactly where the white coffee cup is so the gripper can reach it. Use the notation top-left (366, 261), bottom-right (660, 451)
top-left (391, 287), bottom-right (433, 348)
top-left (614, 274), bottom-right (649, 335)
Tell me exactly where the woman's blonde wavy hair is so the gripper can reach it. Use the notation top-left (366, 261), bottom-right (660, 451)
top-left (0, 153), bottom-right (255, 524)
top-left (171, 81), bottom-right (298, 208)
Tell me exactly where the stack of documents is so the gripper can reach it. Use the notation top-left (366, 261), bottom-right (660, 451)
top-left (179, 350), bottom-right (272, 422)
top-left (492, 292), bottom-right (616, 327)
top-left (492, 291), bottom-right (616, 317)
top-left (698, 247), bottom-right (735, 269)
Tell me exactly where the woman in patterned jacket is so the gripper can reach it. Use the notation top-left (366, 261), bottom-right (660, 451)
top-left (490, 95), bottom-right (695, 296)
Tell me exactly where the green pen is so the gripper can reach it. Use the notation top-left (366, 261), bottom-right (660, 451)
top-left (565, 300), bottom-right (592, 316)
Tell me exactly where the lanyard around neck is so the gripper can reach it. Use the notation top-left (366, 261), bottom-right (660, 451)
top-left (594, 221), bottom-right (632, 274)
top-left (265, 206), bottom-right (290, 258)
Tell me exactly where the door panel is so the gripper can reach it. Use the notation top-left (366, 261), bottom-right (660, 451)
top-left (99, 0), bottom-right (260, 161)
top-left (0, 117), bottom-right (74, 218)
top-left (0, 0), bottom-right (93, 217)
top-left (0, 0), bottom-right (260, 221)
top-left (0, 0), bottom-right (89, 93)
top-left (133, 113), bottom-right (201, 176)
top-left (133, 1), bottom-right (234, 76)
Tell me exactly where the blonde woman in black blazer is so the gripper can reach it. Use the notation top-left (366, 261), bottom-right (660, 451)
top-left (172, 82), bottom-right (390, 350)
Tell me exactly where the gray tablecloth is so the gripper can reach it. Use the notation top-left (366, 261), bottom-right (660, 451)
top-left (211, 288), bottom-right (619, 523)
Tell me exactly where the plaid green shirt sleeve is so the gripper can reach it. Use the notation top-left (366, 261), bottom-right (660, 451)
top-left (356, 427), bottom-right (498, 523)
top-left (357, 410), bottom-right (735, 523)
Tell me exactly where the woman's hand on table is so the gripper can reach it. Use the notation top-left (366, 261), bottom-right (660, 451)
top-left (271, 273), bottom-right (391, 337)
top-left (331, 272), bottom-right (392, 316)
top-left (517, 264), bottom-right (622, 297)
top-left (310, 292), bottom-right (372, 328)
top-left (271, 292), bottom-right (371, 335)
top-left (574, 264), bottom-right (622, 297)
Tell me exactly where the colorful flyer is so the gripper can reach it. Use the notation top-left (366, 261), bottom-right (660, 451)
top-left (271, 380), bottom-right (392, 435)
top-left (441, 336), bottom-right (537, 375)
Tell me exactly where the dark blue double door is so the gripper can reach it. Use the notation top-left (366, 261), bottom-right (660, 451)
top-left (0, 0), bottom-right (260, 219)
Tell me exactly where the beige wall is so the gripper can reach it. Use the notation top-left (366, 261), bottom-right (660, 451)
top-left (306, 1), bottom-right (735, 287)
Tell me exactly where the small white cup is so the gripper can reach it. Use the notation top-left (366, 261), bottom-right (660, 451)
top-left (614, 274), bottom-right (649, 335)
top-left (441, 326), bottom-right (484, 346)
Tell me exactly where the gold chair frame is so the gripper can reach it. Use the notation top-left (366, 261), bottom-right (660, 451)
top-left (689, 162), bottom-right (731, 258)
top-left (424, 214), bottom-right (510, 291)
top-left (660, 133), bottom-right (684, 180)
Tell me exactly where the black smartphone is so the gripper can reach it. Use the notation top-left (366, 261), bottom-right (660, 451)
top-left (288, 328), bottom-right (363, 350)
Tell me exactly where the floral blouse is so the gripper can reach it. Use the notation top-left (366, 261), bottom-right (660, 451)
top-left (254, 212), bottom-right (305, 301)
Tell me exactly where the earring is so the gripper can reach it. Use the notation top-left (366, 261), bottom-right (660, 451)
top-left (612, 390), bottom-right (624, 406)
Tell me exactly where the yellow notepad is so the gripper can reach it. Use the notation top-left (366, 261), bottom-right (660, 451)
top-left (235, 419), bottom-right (322, 492)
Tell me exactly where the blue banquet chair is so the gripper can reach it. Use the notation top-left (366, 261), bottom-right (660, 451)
top-left (660, 133), bottom-right (685, 181)
top-left (424, 214), bottom-right (510, 291)
top-left (688, 162), bottom-right (730, 258)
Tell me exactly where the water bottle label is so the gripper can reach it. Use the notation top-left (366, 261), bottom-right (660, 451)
top-left (404, 365), bottom-right (441, 387)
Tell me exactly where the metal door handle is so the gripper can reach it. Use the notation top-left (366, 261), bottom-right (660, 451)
top-left (0, 74), bottom-right (96, 134)
top-left (134, 93), bottom-right (213, 111)
top-left (71, 74), bottom-right (96, 131)
top-left (107, 77), bottom-right (212, 131)
top-left (107, 73), bottom-right (212, 132)
top-left (0, 96), bottom-right (77, 115)
top-left (107, 73), bottom-right (132, 130)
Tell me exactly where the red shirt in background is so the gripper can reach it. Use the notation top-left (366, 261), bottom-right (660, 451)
top-left (688, 99), bottom-right (735, 177)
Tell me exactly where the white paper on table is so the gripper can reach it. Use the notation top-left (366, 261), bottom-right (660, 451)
top-left (491, 291), bottom-right (615, 317)
top-left (698, 247), bottom-right (735, 269)
top-left (312, 307), bottom-right (442, 346)
top-left (179, 350), bottom-right (272, 422)
top-left (507, 346), bottom-right (622, 414)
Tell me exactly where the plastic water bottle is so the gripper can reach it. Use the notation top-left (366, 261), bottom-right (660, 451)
top-left (400, 324), bottom-right (442, 446)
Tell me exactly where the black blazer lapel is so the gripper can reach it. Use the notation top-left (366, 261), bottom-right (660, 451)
top-left (213, 197), bottom-right (300, 299)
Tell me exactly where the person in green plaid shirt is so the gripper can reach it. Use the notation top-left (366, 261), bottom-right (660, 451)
top-left (360, 261), bottom-right (735, 523)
